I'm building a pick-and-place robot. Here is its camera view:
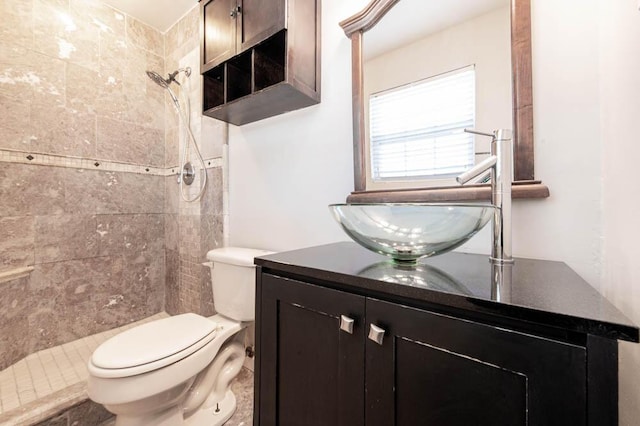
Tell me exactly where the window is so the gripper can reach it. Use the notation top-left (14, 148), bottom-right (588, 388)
top-left (369, 66), bottom-right (476, 187)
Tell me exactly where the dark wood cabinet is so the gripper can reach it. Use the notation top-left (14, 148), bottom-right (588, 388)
top-left (365, 298), bottom-right (586, 426)
top-left (257, 274), bottom-right (587, 426)
top-left (253, 239), bottom-right (637, 426)
top-left (254, 243), bottom-right (637, 425)
top-left (237, 0), bottom-right (285, 53)
top-left (201, 0), bottom-right (237, 69)
top-left (200, 0), bottom-right (320, 125)
top-left (258, 275), bottom-right (365, 426)
top-left (201, 0), bottom-right (285, 71)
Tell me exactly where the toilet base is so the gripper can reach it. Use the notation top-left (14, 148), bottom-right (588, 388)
top-left (184, 390), bottom-right (237, 426)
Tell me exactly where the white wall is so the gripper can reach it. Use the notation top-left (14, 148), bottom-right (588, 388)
top-left (228, 0), bottom-right (367, 251)
top-left (229, 0), bottom-right (639, 418)
top-left (599, 1), bottom-right (640, 423)
top-left (229, 0), bottom-right (604, 281)
top-left (458, 0), bottom-right (604, 291)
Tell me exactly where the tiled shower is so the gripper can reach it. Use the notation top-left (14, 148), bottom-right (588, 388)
top-left (0, 0), bottom-right (227, 421)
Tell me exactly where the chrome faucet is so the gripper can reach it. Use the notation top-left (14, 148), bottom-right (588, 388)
top-left (456, 129), bottom-right (513, 265)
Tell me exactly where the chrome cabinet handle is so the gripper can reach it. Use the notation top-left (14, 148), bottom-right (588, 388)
top-left (368, 324), bottom-right (385, 345)
top-left (340, 315), bottom-right (354, 334)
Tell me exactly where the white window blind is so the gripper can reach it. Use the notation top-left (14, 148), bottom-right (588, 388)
top-left (369, 66), bottom-right (476, 181)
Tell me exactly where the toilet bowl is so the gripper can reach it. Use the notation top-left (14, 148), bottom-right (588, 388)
top-left (87, 247), bottom-right (272, 426)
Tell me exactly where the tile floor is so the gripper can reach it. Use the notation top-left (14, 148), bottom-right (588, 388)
top-left (226, 367), bottom-right (254, 426)
top-left (0, 312), bottom-right (169, 425)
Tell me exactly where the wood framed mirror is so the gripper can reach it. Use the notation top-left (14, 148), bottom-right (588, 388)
top-left (340, 0), bottom-right (549, 202)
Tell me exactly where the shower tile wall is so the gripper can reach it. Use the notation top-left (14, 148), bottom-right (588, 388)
top-left (0, 1), bottom-right (167, 369)
top-left (164, 6), bottom-right (227, 316)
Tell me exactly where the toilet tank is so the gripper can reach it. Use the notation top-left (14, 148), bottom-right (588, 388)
top-left (206, 247), bottom-right (273, 322)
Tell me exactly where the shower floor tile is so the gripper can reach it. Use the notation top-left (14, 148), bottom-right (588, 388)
top-left (0, 312), bottom-right (169, 425)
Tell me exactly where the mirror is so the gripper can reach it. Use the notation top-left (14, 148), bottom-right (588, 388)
top-left (364, 0), bottom-right (511, 190)
top-left (340, 0), bottom-right (546, 201)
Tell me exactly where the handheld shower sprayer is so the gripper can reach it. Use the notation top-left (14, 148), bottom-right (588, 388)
top-left (145, 67), bottom-right (192, 88)
top-left (145, 68), bottom-right (192, 110)
top-left (145, 66), bottom-right (207, 203)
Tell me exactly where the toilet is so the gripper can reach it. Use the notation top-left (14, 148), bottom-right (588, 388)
top-left (87, 247), bottom-right (272, 426)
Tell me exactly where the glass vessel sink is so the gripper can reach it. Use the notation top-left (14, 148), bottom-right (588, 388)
top-left (329, 203), bottom-right (494, 263)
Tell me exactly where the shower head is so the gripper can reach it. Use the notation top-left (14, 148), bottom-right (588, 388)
top-left (146, 70), bottom-right (171, 89)
top-left (146, 68), bottom-right (192, 110)
top-left (145, 67), bottom-right (192, 89)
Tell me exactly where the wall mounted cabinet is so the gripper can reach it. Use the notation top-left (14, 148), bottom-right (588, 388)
top-left (200, 0), bottom-right (320, 126)
top-left (254, 242), bottom-right (639, 426)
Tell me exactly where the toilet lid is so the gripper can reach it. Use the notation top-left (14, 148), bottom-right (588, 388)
top-left (91, 313), bottom-right (218, 370)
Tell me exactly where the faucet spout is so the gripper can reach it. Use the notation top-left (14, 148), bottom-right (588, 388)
top-left (456, 155), bottom-right (497, 185)
top-left (456, 128), bottom-right (514, 265)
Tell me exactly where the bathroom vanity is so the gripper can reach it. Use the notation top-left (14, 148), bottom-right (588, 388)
top-left (253, 242), bottom-right (638, 426)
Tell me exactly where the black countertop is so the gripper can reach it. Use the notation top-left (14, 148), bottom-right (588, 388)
top-left (256, 242), bottom-right (639, 343)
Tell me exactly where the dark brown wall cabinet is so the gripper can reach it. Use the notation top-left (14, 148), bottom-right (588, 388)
top-left (200, 0), bottom-right (320, 126)
top-left (256, 273), bottom-right (615, 426)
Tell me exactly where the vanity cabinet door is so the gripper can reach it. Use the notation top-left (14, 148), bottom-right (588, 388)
top-left (258, 274), bottom-right (365, 426)
top-left (365, 298), bottom-right (587, 426)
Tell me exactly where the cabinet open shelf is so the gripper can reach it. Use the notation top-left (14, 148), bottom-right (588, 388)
top-left (254, 31), bottom-right (286, 91)
top-left (227, 50), bottom-right (252, 102)
top-left (203, 66), bottom-right (224, 110)
top-left (203, 31), bottom-right (287, 107)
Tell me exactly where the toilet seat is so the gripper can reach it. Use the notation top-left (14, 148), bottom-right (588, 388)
top-left (89, 313), bottom-right (218, 379)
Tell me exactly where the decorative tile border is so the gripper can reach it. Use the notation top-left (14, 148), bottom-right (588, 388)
top-left (0, 149), bottom-right (222, 176)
